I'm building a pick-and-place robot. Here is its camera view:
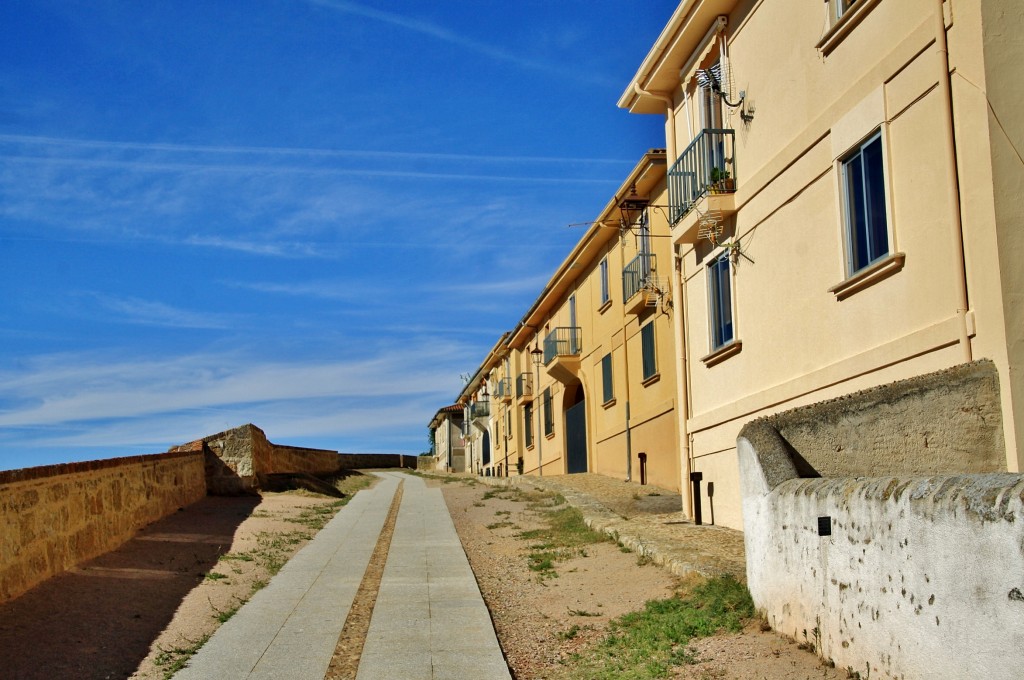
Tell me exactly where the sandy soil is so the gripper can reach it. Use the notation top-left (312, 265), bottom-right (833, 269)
top-left (438, 476), bottom-right (848, 680)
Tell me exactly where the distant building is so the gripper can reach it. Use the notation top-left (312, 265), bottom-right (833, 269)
top-left (429, 405), bottom-right (465, 473)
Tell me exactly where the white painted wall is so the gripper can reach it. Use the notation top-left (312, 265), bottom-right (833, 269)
top-left (739, 429), bottom-right (1024, 678)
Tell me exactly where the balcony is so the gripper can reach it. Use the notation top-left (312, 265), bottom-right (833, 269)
top-left (494, 378), bottom-right (512, 404)
top-left (623, 253), bottom-right (664, 314)
top-left (515, 373), bottom-right (534, 402)
top-left (470, 400), bottom-right (490, 420)
top-left (668, 128), bottom-right (738, 243)
top-left (543, 327), bottom-right (582, 384)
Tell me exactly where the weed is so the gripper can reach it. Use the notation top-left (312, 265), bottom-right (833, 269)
top-left (204, 571), bottom-right (228, 582)
top-left (486, 521), bottom-right (515, 530)
top-left (561, 575), bottom-right (754, 680)
top-left (569, 608), bottom-right (600, 617)
top-left (636, 553), bottom-right (653, 567)
top-left (154, 634), bottom-right (212, 679)
top-left (559, 624), bottom-right (582, 641)
top-left (495, 510), bottom-right (511, 516)
top-left (219, 552), bottom-right (254, 563)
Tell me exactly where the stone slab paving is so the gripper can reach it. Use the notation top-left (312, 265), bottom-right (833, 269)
top-left (356, 472), bottom-right (511, 680)
top-left (175, 473), bottom-right (401, 680)
top-left (487, 472), bottom-right (747, 580)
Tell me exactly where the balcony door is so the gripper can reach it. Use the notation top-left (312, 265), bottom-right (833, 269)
top-left (699, 68), bottom-right (726, 180)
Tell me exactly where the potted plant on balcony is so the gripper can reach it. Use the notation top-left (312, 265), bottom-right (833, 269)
top-left (709, 166), bottom-right (734, 194)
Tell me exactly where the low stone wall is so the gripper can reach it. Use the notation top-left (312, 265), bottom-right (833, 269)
top-left (763, 360), bottom-right (1005, 477)
top-left (172, 424), bottom-right (342, 494)
top-left (737, 362), bottom-right (1022, 679)
top-left (337, 453), bottom-right (417, 470)
top-left (269, 445), bottom-right (342, 476)
top-left (0, 450), bottom-right (205, 605)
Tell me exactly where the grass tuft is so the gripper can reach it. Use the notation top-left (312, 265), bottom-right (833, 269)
top-left (560, 575), bottom-right (754, 679)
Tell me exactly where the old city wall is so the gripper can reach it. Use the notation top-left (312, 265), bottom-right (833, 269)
top-left (272, 444), bottom-right (343, 476)
top-left (337, 453), bottom-right (418, 470)
top-left (738, 362), bottom-right (1023, 678)
top-left (175, 424), bottom-right (343, 494)
top-left (0, 450), bottom-right (205, 605)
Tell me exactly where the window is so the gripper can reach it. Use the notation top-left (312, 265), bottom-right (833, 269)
top-left (601, 353), bottom-right (614, 403)
top-left (832, 0), bottom-right (857, 22)
top-left (542, 387), bottom-right (554, 436)
top-left (640, 322), bottom-right (657, 381)
top-left (524, 403), bottom-right (534, 447)
top-left (841, 131), bottom-right (889, 274)
top-left (599, 257), bottom-right (610, 305)
top-left (708, 252), bottom-right (733, 350)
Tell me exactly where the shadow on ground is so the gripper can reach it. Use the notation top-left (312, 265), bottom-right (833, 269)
top-left (0, 495), bottom-right (259, 680)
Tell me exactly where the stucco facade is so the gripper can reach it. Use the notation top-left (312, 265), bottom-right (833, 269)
top-left (454, 152), bottom-right (683, 492)
top-left (620, 0), bottom-right (1024, 529)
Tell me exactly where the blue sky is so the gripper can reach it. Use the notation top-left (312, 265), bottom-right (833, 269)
top-left (0, 1), bottom-right (671, 470)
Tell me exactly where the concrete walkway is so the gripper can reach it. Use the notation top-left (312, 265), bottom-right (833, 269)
top-left (176, 471), bottom-right (510, 680)
top-left (357, 473), bottom-right (511, 679)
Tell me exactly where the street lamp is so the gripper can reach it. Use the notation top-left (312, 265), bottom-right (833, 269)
top-left (531, 344), bottom-right (544, 477)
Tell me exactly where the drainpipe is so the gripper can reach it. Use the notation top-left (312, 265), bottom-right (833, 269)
top-left (620, 233), bottom-right (634, 483)
top-left (633, 83), bottom-right (678, 164)
top-left (935, 0), bottom-right (972, 363)
top-left (672, 246), bottom-right (694, 519)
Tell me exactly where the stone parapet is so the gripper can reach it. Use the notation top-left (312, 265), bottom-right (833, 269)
top-left (0, 450), bottom-right (205, 604)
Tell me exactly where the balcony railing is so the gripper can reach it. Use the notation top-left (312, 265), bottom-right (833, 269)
top-left (493, 378), bottom-right (512, 401)
top-left (470, 400), bottom-right (490, 419)
top-left (623, 252), bottom-right (656, 302)
top-left (668, 128), bottom-right (736, 224)
top-left (515, 373), bottom-right (533, 399)
top-left (543, 327), bottom-right (582, 366)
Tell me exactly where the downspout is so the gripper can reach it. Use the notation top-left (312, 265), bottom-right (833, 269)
top-left (633, 83), bottom-right (678, 164)
top-left (672, 245), bottom-right (693, 519)
top-left (620, 232), bottom-right (634, 483)
top-left (935, 0), bottom-right (972, 363)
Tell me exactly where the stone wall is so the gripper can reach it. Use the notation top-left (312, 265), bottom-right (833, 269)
top-left (171, 424), bottom-right (342, 494)
top-left (0, 450), bottom-right (205, 605)
top-left (337, 453), bottom-right (418, 470)
top-left (763, 360), bottom-right (1005, 477)
top-left (737, 362), bottom-right (1023, 679)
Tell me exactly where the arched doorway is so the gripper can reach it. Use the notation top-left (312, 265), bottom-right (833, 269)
top-left (564, 382), bottom-right (588, 474)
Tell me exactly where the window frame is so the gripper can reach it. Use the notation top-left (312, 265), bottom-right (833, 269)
top-left (840, 130), bottom-right (891, 277)
top-left (640, 321), bottom-right (658, 382)
top-left (707, 251), bottom-right (734, 352)
top-left (542, 387), bottom-right (554, 437)
top-left (524, 402), bottom-right (534, 448)
top-left (601, 352), bottom-right (614, 404)
top-left (599, 257), bottom-right (610, 306)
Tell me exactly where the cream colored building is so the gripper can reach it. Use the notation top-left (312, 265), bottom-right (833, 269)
top-left (620, 0), bottom-right (1024, 529)
top-left (458, 151), bottom-right (684, 491)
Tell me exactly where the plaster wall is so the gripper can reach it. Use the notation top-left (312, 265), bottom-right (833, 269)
top-left (633, 0), bottom-right (1024, 529)
top-left (0, 451), bottom-right (206, 604)
top-left (739, 441), bottom-right (1024, 678)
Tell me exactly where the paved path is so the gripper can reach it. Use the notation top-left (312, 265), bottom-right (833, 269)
top-left (176, 471), bottom-right (510, 679)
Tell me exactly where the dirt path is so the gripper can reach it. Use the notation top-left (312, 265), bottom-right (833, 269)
top-left (438, 476), bottom-right (848, 680)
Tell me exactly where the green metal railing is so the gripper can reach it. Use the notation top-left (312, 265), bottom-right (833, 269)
top-left (667, 128), bottom-right (736, 224)
top-left (516, 373), bottom-right (533, 398)
top-left (623, 252), bottom-right (656, 302)
top-left (543, 327), bottom-right (581, 365)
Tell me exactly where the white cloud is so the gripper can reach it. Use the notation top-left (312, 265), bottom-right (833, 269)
top-left (0, 342), bottom-right (469, 429)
